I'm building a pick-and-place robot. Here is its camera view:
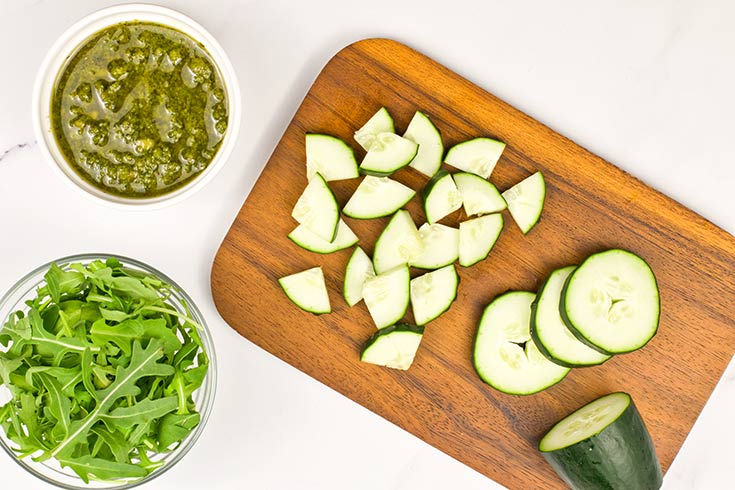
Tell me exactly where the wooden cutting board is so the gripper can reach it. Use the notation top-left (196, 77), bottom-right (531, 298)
top-left (211, 39), bottom-right (735, 489)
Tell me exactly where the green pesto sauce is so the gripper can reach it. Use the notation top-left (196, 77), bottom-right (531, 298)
top-left (51, 22), bottom-right (228, 198)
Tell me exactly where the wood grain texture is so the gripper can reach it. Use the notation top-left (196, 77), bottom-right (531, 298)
top-left (211, 39), bottom-right (735, 489)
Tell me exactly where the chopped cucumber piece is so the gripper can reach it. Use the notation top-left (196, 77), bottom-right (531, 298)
top-left (561, 249), bottom-right (660, 354)
top-left (403, 111), bottom-right (443, 177)
top-left (278, 267), bottom-right (331, 314)
top-left (354, 107), bottom-right (395, 150)
top-left (343, 246), bottom-right (376, 307)
top-left (305, 134), bottom-right (358, 182)
top-left (458, 214), bottom-right (503, 267)
top-left (453, 172), bottom-right (506, 216)
top-left (473, 291), bottom-right (570, 395)
top-left (359, 132), bottom-right (418, 176)
top-left (410, 265), bottom-right (459, 325)
top-left (422, 170), bottom-right (462, 224)
top-left (343, 176), bottom-right (415, 219)
top-left (288, 219), bottom-right (359, 254)
top-left (445, 137), bottom-right (505, 179)
top-left (502, 171), bottom-right (545, 234)
top-left (362, 265), bottom-right (410, 329)
top-left (361, 323), bottom-right (424, 370)
top-left (373, 210), bottom-right (424, 274)
top-left (291, 172), bottom-right (339, 241)
top-left (409, 223), bottom-right (459, 269)
top-left (530, 266), bottom-right (611, 368)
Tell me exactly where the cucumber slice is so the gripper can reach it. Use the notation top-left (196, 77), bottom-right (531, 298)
top-left (422, 170), bottom-right (462, 224)
top-left (473, 291), bottom-right (570, 395)
top-left (354, 107), bottom-right (395, 151)
top-left (502, 171), bottom-right (545, 234)
top-left (539, 392), bottom-right (662, 490)
top-left (343, 176), bottom-right (415, 219)
top-left (278, 267), bottom-right (331, 314)
top-left (359, 132), bottom-right (418, 176)
top-left (458, 214), bottom-right (503, 267)
top-left (561, 249), bottom-right (660, 354)
top-left (362, 265), bottom-right (410, 329)
top-left (445, 137), bottom-right (505, 179)
top-left (403, 111), bottom-right (443, 177)
top-left (410, 265), bottom-right (459, 325)
top-left (361, 323), bottom-right (424, 370)
top-left (530, 266), bottom-right (611, 368)
top-left (305, 134), bottom-right (359, 182)
top-left (288, 219), bottom-right (359, 254)
top-left (291, 172), bottom-right (339, 241)
top-left (343, 246), bottom-right (376, 307)
top-left (453, 172), bottom-right (506, 216)
top-left (409, 223), bottom-right (459, 269)
top-left (373, 210), bottom-right (424, 274)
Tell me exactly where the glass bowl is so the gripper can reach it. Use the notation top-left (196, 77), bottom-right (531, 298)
top-left (0, 254), bottom-right (217, 489)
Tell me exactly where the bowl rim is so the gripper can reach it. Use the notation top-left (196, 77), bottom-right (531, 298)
top-left (0, 252), bottom-right (218, 489)
top-left (31, 3), bottom-right (242, 210)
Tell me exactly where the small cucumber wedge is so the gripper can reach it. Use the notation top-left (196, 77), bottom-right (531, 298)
top-left (445, 137), bottom-right (505, 179)
top-left (409, 223), bottom-right (459, 270)
top-left (458, 214), bottom-right (503, 267)
top-left (354, 107), bottom-right (395, 150)
top-left (410, 265), bottom-right (459, 325)
top-left (453, 172), bottom-right (506, 216)
top-left (373, 210), bottom-right (424, 274)
top-left (530, 266), bottom-right (611, 368)
top-left (539, 392), bottom-right (663, 490)
top-left (473, 291), bottom-right (570, 395)
top-left (291, 172), bottom-right (339, 241)
top-left (362, 265), bottom-right (410, 329)
top-left (561, 249), bottom-right (660, 355)
top-left (288, 219), bottom-right (359, 254)
top-left (359, 132), bottom-right (418, 176)
top-left (502, 171), bottom-right (545, 234)
top-left (361, 323), bottom-right (424, 370)
top-left (343, 176), bottom-right (415, 219)
top-left (422, 170), bottom-right (462, 224)
top-left (278, 267), bottom-right (331, 314)
top-left (343, 246), bottom-right (376, 307)
top-left (403, 111), bottom-right (443, 177)
top-left (305, 134), bottom-right (359, 182)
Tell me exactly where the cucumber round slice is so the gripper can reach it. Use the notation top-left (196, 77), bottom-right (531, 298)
top-left (453, 172), bottom-right (506, 216)
top-left (343, 246), bottom-right (376, 307)
top-left (362, 265), bottom-right (410, 329)
top-left (530, 266), bottom-right (611, 368)
top-left (291, 172), bottom-right (339, 241)
top-left (409, 223), bottom-right (459, 270)
top-left (473, 291), bottom-right (570, 395)
top-left (539, 392), bottom-right (662, 490)
top-left (458, 214), bottom-right (503, 267)
top-left (561, 249), bottom-right (660, 354)
top-left (403, 111), bottom-right (443, 177)
top-left (288, 219), bottom-right (359, 254)
top-left (278, 267), bottom-right (331, 314)
top-left (373, 210), bottom-right (424, 274)
top-left (343, 176), bottom-right (415, 219)
top-left (422, 170), bottom-right (462, 224)
top-left (410, 265), bottom-right (459, 325)
top-left (502, 171), bottom-right (545, 234)
top-left (445, 137), bottom-right (505, 179)
top-left (305, 134), bottom-right (359, 182)
top-left (354, 107), bottom-right (395, 151)
top-left (361, 323), bottom-right (424, 370)
top-left (359, 132), bottom-right (418, 176)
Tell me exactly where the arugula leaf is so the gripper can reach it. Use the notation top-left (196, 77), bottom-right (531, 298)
top-left (57, 455), bottom-right (148, 484)
top-left (157, 412), bottom-right (201, 449)
top-left (0, 352), bottom-right (23, 386)
top-left (102, 396), bottom-right (178, 431)
top-left (43, 264), bottom-right (87, 304)
top-left (39, 373), bottom-right (72, 439)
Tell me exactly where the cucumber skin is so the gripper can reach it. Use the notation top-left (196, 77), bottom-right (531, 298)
top-left (421, 169), bottom-right (455, 223)
top-left (540, 395), bottom-right (663, 490)
top-left (413, 267), bottom-right (460, 326)
top-left (360, 323), bottom-right (425, 357)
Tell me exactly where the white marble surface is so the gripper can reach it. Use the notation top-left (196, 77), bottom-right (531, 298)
top-left (1, 0), bottom-right (733, 488)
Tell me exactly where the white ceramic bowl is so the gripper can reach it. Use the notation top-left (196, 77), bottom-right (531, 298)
top-left (32, 3), bottom-right (241, 210)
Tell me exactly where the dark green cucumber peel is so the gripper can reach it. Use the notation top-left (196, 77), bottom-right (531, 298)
top-left (360, 323), bottom-right (425, 355)
top-left (421, 169), bottom-right (454, 221)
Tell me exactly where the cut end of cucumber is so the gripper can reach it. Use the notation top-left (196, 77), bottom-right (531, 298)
top-left (453, 172), bottom-right (507, 217)
top-left (458, 214), bottom-right (503, 267)
top-left (288, 219), bottom-right (359, 254)
top-left (423, 170), bottom-right (462, 224)
top-left (502, 171), bottom-right (546, 234)
top-left (343, 176), bottom-right (415, 219)
top-left (361, 323), bottom-right (424, 370)
top-left (373, 210), bottom-right (425, 274)
top-left (409, 223), bottom-right (459, 269)
top-left (445, 137), bottom-right (505, 179)
top-left (291, 172), bottom-right (339, 242)
top-left (362, 265), bottom-right (410, 329)
top-left (305, 134), bottom-right (359, 182)
top-left (354, 107), bottom-right (395, 150)
top-left (410, 265), bottom-right (459, 325)
top-left (343, 246), bottom-right (376, 307)
top-left (359, 132), bottom-right (418, 176)
top-left (278, 267), bottom-right (331, 314)
top-left (403, 111), bottom-right (443, 177)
